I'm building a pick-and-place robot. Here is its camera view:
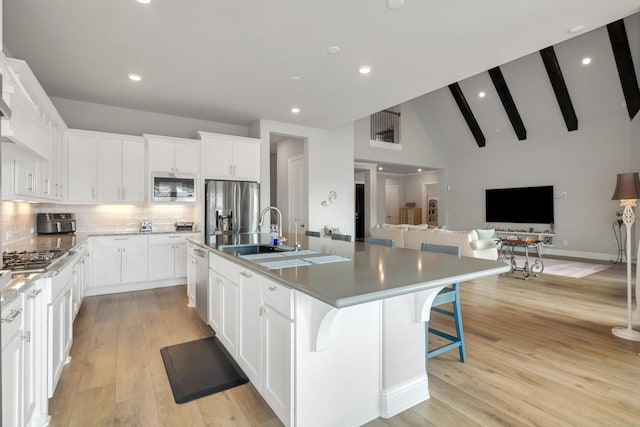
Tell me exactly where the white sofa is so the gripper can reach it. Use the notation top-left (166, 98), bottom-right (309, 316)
top-left (369, 224), bottom-right (498, 260)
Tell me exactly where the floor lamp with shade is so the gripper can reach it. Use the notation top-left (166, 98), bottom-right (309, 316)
top-left (611, 172), bottom-right (640, 341)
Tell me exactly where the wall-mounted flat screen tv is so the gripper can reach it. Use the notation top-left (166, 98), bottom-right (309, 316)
top-left (485, 185), bottom-right (554, 224)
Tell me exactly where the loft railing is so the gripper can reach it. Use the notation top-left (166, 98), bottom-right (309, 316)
top-left (370, 109), bottom-right (400, 144)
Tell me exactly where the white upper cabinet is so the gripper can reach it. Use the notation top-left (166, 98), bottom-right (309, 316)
top-left (67, 130), bottom-right (145, 203)
top-left (199, 131), bottom-right (261, 182)
top-left (146, 134), bottom-right (199, 176)
top-left (97, 136), bottom-right (145, 203)
top-left (67, 132), bottom-right (98, 202)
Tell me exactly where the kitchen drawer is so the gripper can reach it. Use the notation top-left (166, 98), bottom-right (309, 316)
top-left (262, 278), bottom-right (293, 319)
top-left (209, 252), bottom-right (240, 283)
top-left (148, 233), bottom-right (193, 245)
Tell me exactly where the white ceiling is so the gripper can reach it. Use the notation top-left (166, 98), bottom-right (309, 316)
top-left (4, 1), bottom-right (640, 129)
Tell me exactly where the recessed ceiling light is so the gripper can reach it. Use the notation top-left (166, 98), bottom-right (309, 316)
top-left (290, 75), bottom-right (301, 82)
top-left (327, 46), bottom-right (341, 54)
top-left (478, 91), bottom-right (486, 98)
top-left (128, 73), bottom-right (142, 82)
top-left (387, 0), bottom-right (405, 9)
top-left (378, 166), bottom-right (383, 171)
top-left (417, 168), bottom-right (422, 172)
top-left (359, 65), bottom-right (372, 75)
top-left (136, 0), bottom-right (151, 4)
top-left (569, 25), bottom-right (586, 34)
top-left (291, 107), bottom-right (300, 114)
top-left (581, 57), bottom-right (592, 65)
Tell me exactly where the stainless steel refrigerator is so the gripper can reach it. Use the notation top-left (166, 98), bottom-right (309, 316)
top-left (204, 179), bottom-right (260, 244)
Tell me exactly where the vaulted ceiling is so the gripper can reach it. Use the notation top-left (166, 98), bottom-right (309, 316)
top-left (447, 17), bottom-right (640, 147)
top-left (3, 1), bottom-right (640, 129)
top-left (427, 12), bottom-right (640, 149)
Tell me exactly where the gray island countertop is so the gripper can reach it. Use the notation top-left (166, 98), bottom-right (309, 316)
top-left (189, 233), bottom-right (511, 308)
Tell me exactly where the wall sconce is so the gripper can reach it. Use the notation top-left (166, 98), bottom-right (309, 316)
top-left (320, 191), bottom-right (337, 207)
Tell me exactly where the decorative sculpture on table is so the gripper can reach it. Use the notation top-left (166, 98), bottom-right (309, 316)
top-left (610, 172), bottom-right (640, 341)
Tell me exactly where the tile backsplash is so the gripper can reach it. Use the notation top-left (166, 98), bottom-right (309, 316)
top-left (2, 201), bottom-right (199, 247)
top-left (2, 202), bottom-right (37, 244)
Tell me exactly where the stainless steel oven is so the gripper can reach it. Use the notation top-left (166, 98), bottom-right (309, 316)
top-left (152, 174), bottom-right (196, 203)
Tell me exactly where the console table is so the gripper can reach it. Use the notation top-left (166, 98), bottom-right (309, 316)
top-left (494, 230), bottom-right (555, 247)
top-left (499, 239), bottom-right (544, 279)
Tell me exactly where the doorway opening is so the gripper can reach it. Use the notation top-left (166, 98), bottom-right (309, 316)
top-left (355, 183), bottom-right (365, 241)
top-left (269, 134), bottom-right (307, 234)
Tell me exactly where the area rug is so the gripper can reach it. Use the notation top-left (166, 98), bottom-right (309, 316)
top-left (160, 336), bottom-right (248, 404)
top-left (506, 256), bottom-right (611, 279)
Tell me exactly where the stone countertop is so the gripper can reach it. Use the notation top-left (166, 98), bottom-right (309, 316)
top-left (1, 230), bottom-right (201, 308)
top-left (188, 233), bottom-right (511, 309)
top-left (2, 230), bottom-right (201, 253)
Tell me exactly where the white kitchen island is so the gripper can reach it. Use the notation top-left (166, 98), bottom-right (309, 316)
top-left (189, 234), bottom-right (510, 427)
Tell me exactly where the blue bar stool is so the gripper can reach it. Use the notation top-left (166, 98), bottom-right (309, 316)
top-left (421, 243), bottom-right (467, 367)
top-left (366, 237), bottom-right (395, 247)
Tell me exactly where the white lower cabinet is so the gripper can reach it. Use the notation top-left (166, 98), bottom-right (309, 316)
top-left (219, 275), bottom-right (239, 358)
top-left (148, 234), bottom-right (194, 281)
top-left (2, 295), bottom-right (25, 427)
top-left (48, 275), bottom-right (73, 398)
top-left (208, 252), bottom-right (293, 426)
top-left (237, 268), bottom-right (263, 388)
top-left (91, 235), bottom-right (148, 288)
top-left (23, 282), bottom-right (49, 426)
top-left (208, 269), bottom-right (222, 333)
top-left (260, 279), bottom-right (294, 426)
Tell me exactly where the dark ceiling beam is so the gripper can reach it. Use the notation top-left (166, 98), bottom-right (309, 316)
top-left (607, 19), bottom-right (640, 120)
top-left (448, 83), bottom-right (486, 147)
top-left (488, 66), bottom-right (527, 141)
top-left (539, 46), bottom-right (578, 131)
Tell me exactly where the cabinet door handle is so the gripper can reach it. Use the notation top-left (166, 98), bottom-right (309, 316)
top-left (27, 288), bottom-right (43, 299)
top-left (240, 271), bottom-right (252, 278)
top-left (118, 188), bottom-right (121, 200)
top-left (27, 172), bottom-right (34, 191)
top-left (21, 331), bottom-right (31, 343)
top-left (2, 308), bottom-right (23, 323)
top-left (259, 306), bottom-right (265, 316)
top-left (91, 186), bottom-right (96, 199)
top-left (44, 179), bottom-right (50, 194)
top-left (268, 286), bottom-right (277, 292)
top-left (60, 185), bottom-right (64, 198)
top-left (121, 188), bottom-right (125, 200)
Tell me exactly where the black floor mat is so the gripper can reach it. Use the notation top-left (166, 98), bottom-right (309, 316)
top-left (160, 336), bottom-right (249, 404)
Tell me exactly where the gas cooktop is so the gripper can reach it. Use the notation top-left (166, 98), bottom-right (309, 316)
top-left (2, 249), bottom-right (65, 273)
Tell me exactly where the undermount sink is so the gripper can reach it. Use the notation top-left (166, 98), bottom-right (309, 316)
top-left (221, 244), bottom-right (294, 256)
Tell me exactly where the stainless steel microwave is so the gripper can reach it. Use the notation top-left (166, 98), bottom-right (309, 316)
top-left (152, 174), bottom-right (196, 203)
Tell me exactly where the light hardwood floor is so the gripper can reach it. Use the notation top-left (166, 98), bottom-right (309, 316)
top-left (50, 262), bottom-right (640, 426)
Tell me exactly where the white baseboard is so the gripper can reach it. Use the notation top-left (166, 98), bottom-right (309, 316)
top-left (85, 278), bottom-right (185, 296)
top-left (542, 248), bottom-right (617, 262)
top-left (379, 375), bottom-right (430, 418)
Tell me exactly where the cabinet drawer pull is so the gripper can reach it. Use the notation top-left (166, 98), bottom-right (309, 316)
top-left (240, 271), bottom-right (252, 278)
top-left (268, 286), bottom-right (277, 291)
top-left (27, 288), bottom-right (43, 299)
top-left (21, 331), bottom-right (31, 343)
top-left (2, 308), bottom-right (23, 323)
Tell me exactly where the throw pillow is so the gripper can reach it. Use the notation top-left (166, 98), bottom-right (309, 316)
top-left (476, 228), bottom-right (495, 239)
